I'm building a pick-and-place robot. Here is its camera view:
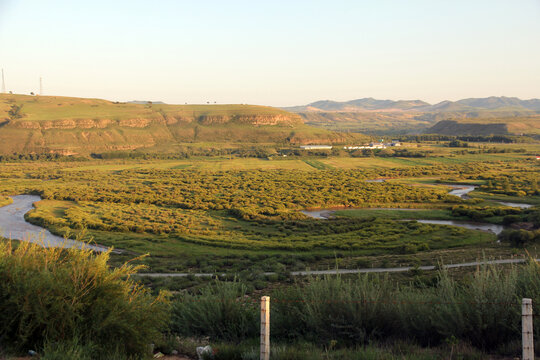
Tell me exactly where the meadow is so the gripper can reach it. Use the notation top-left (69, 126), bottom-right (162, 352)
top-left (0, 144), bottom-right (538, 278)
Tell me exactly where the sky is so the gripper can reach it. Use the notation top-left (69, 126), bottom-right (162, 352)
top-left (0, 0), bottom-right (539, 106)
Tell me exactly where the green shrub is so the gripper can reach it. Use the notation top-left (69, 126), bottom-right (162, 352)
top-left (41, 339), bottom-right (94, 360)
top-left (171, 279), bottom-right (258, 342)
top-left (499, 228), bottom-right (539, 247)
top-left (169, 261), bottom-right (540, 355)
top-left (0, 240), bottom-right (170, 358)
top-left (272, 275), bottom-right (398, 344)
top-left (429, 265), bottom-right (519, 349)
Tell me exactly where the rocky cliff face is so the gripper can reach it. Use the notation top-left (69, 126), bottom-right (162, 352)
top-left (10, 113), bottom-right (301, 130)
top-left (196, 114), bottom-right (301, 126)
top-left (12, 117), bottom-right (165, 130)
top-left (0, 111), bottom-right (345, 154)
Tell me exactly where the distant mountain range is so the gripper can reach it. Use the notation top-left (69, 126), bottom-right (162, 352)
top-left (284, 96), bottom-right (540, 113)
top-left (284, 96), bottom-right (540, 136)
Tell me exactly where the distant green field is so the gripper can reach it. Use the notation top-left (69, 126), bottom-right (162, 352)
top-left (470, 191), bottom-right (540, 206)
top-left (303, 159), bottom-right (334, 170)
top-left (334, 208), bottom-right (458, 220)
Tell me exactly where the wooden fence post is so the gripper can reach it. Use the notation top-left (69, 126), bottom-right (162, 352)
top-left (522, 298), bottom-right (534, 360)
top-left (260, 296), bottom-right (270, 360)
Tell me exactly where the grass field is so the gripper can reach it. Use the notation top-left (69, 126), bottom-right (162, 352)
top-left (52, 147), bottom-right (535, 172)
top-left (333, 208), bottom-right (460, 220)
top-left (0, 144), bottom-right (538, 280)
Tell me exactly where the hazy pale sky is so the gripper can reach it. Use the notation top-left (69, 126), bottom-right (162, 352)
top-left (1, 0), bottom-right (539, 106)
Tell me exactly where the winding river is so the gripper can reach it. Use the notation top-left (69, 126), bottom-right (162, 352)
top-left (0, 195), bottom-right (108, 252)
top-left (302, 183), bottom-right (534, 235)
top-left (446, 185), bottom-right (476, 198)
top-left (0, 184), bottom-right (533, 249)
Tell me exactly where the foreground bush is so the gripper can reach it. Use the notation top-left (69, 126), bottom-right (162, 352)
top-left (171, 280), bottom-right (258, 342)
top-left (273, 262), bottom-right (539, 352)
top-left (0, 240), bottom-right (170, 359)
top-left (172, 260), bottom-right (540, 355)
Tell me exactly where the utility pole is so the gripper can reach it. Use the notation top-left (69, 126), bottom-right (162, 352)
top-left (1, 69), bottom-right (5, 94)
top-left (40, 77), bottom-right (43, 95)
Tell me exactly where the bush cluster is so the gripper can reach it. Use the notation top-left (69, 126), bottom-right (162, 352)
top-left (0, 240), bottom-right (170, 359)
top-left (172, 261), bottom-right (540, 355)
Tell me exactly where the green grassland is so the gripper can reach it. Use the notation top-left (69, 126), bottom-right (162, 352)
top-left (0, 151), bottom-right (538, 275)
top-left (333, 208), bottom-right (459, 220)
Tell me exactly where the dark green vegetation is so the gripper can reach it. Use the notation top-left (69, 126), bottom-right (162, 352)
top-left (172, 261), bottom-right (540, 358)
top-left (0, 240), bottom-right (169, 359)
top-left (0, 94), bottom-right (362, 155)
top-left (478, 171), bottom-right (539, 197)
top-left (6, 237), bottom-right (538, 359)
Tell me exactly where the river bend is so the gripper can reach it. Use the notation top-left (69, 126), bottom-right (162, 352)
top-left (0, 195), bottom-right (107, 252)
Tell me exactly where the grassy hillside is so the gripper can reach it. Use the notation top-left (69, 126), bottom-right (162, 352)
top-left (0, 94), bottom-right (363, 154)
top-left (427, 117), bottom-right (540, 136)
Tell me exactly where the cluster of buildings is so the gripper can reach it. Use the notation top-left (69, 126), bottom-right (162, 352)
top-left (343, 141), bottom-right (401, 150)
top-left (300, 141), bottom-right (401, 151)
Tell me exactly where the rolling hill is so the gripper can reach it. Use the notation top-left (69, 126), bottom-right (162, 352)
top-left (285, 96), bottom-right (540, 135)
top-left (0, 94), bottom-right (363, 155)
top-left (425, 117), bottom-right (540, 136)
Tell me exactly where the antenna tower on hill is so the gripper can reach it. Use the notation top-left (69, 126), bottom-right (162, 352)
top-left (1, 69), bottom-right (5, 93)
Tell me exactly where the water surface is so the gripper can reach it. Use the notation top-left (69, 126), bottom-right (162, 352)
top-left (415, 220), bottom-right (504, 235)
top-left (0, 195), bottom-right (107, 252)
top-left (497, 202), bottom-right (533, 209)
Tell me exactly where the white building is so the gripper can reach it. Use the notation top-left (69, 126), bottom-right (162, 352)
top-left (300, 145), bottom-right (333, 150)
top-left (343, 143), bottom-right (386, 150)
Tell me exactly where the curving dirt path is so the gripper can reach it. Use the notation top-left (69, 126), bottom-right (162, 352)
top-left (138, 257), bottom-right (539, 278)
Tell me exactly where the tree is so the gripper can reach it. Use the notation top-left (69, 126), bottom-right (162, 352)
top-left (8, 104), bottom-right (23, 120)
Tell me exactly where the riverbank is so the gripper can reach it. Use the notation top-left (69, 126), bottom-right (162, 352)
top-left (0, 195), bottom-right (108, 252)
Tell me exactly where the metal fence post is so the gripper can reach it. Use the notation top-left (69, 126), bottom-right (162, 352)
top-left (260, 296), bottom-right (270, 360)
top-left (522, 298), bottom-right (534, 360)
